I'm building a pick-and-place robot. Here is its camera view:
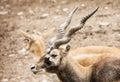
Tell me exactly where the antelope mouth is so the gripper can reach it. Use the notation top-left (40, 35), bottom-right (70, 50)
top-left (31, 65), bottom-right (46, 74)
top-left (31, 69), bottom-right (46, 74)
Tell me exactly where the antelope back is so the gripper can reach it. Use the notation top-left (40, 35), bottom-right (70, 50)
top-left (69, 46), bottom-right (120, 66)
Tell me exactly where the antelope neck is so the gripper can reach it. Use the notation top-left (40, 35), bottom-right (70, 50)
top-left (56, 59), bottom-right (87, 82)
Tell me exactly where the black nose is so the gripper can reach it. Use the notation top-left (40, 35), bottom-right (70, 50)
top-left (31, 65), bottom-right (37, 74)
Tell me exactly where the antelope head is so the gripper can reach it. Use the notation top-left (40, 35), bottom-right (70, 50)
top-left (31, 7), bottom-right (99, 74)
top-left (20, 30), bottom-right (45, 57)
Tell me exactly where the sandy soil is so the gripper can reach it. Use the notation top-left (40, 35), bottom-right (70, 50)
top-left (0, 0), bottom-right (120, 82)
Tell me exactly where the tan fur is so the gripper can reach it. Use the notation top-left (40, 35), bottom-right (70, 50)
top-left (20, 30), bottom-right (45, 57)
top-left (20, 28), bottom-right (55, 57)
top-left (70, 46), bottom-right (120, 66)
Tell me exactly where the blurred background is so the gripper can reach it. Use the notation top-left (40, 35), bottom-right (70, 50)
top-left (0, 0), bottom-right (120, 82)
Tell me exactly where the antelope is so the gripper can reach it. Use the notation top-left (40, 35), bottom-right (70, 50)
top-left (29, 7), bottom-right (120, 82)
top-left (20, 27), bottom-right (56, 57)
top-left (20, 30), bottom-right (45, 57)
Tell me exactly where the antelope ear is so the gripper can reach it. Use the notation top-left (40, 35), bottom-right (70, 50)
top-left (62, 45), bottom-right (71, 57)
top-left (20, 30), bottom-right (33, 40)
top-left (65, 45), bottom-right (71, 52)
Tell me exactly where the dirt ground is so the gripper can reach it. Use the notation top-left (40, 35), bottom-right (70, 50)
top-left (0, 0), bottom-right (120, 82)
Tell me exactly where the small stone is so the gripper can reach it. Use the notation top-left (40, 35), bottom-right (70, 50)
top-left (17, 11), bottom-right (24, 16)
top-left (98, 21), bottom-right (110, 26)
top-left (81, 4), bottom-right (85, 7)
top-left (40, 13), bottom-right (49, 19)
top-left (0, 11), bottom-right (8, 15)
top-left (63, 8), bottom-right (68, 12)
top-left (104, 6), bottom-right (109, 10)
top-left (44, 27), bottom-right (47, 29)
top-left (8, 54), bottom-right (15, 57)
top-left (1, 78), bottom-right (8, 82)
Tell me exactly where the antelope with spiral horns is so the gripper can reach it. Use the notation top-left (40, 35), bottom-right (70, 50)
top-left (22, 7), bottom-right (120, 82)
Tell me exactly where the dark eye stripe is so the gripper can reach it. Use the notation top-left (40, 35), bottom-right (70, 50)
top-left (51, 54), bottom-right (57, 57)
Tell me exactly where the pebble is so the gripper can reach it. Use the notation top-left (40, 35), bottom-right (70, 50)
top-left (8, 54), bottom-right (15, 57)
top-left (17, 11), bottom-right (24, 16)
top-left (81, 4), bottom-right (85, 7)
top-left (40, 13), bottom-right (49, 19)
top-left (1, 78), bottom-right (8, 82)
top-left (44, 27), bottom-right (47, 29)
top-left (98, 21), bottom-right (110, 26)
top-left (104, 6), bottom-right (109, 10)
top-left (63, 8), bottom-right (68, 12)
top-left (0, 11), bottom-right (8, 15)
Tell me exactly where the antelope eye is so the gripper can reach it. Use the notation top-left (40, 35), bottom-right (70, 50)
top-left (24, 38), bottom-right (30, 43)
top-left (51, 54), bottom-right (57, 58)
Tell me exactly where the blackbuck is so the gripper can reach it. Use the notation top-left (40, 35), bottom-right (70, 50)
top-left (29, 7), bottom-right (120, 82)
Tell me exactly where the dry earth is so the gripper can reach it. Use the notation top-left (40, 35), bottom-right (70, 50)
top-left (0, 0), bottom-right (120, 82)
